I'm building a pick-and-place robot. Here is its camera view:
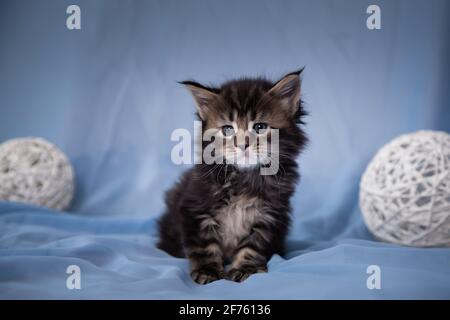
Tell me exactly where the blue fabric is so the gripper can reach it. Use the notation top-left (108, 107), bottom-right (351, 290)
top-left (1, 0), bottom-right (450, 299)
top-left (1, 202), bottom-right (450, 299)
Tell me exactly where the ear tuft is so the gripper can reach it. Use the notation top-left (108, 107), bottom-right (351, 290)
top-left (180, 81), bottom-right (219, 120)
top-left (268, 69), bottom-right (303, 115)
top-left (286, 67), bottom-right (305, 77)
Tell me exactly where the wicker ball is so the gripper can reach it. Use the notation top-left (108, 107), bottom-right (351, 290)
top-left (360, 130), bottom-right (450, 247)
top-left (0, 137), bottom-right (74, 211)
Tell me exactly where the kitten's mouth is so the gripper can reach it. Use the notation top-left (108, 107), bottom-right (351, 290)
top-left (226, 150), bottom-right (270, 169)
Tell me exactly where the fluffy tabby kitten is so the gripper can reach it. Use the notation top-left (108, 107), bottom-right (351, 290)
top-left (157, 69), bottom-right (307, 284)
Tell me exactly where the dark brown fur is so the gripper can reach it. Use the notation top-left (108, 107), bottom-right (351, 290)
top-left (157, 69), bottom-right (307, 284)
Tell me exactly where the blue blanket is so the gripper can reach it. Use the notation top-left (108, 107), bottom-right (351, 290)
top-left (1, 0), bottom-right (450, 299)
top-left (1, 201), bottom-right (449, 299)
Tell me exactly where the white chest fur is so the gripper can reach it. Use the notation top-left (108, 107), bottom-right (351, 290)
top-left (216, 195), bottom-right (262, 255)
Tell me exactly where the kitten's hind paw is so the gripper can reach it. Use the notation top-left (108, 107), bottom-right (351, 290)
top-left (227, 266), bottom-right (267, 282)
top-left (191, 268), bottom-right (225, 285)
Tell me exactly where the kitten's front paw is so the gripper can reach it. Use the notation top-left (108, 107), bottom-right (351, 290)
top-left (191, 268), bottom-right (225, 285)
top-left (227, 266), bottom-right (267, 282)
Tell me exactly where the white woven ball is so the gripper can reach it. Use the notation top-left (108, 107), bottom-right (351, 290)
top-left (360, 130), bottom-right (450, 247)
top-left (0, 137), bottom-right (75, 211)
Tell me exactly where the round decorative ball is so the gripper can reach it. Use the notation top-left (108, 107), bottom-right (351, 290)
top-left (360, 130), bottom-right (450, 247)
top-left (0, 137), bottom-right (75, 211)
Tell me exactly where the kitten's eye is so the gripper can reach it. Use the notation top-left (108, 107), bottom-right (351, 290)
top-left (222, 125), bottom-right (235, 136)
top-left (253, 122), bottom-right (268, 134)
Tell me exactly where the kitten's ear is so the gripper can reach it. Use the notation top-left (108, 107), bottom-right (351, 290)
top-left (268, 68), bottom-right (304, 115)
top-left (180, 81), bottom-right (219, 120)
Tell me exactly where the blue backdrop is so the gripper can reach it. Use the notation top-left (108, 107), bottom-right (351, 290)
top-left (0, 0), bottom-right (449, 299)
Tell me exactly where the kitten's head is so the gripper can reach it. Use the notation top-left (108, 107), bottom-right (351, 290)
top-left (181, 69), bottom-right (307, 171)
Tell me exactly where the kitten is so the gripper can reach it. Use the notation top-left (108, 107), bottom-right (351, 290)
top-left (157, 69), bottom-right (307, 284)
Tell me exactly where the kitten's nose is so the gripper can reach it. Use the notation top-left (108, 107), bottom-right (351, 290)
top-left (238, 145), bottom-right (247, 152)
top-left (236, 136), bottom-right (250, 151)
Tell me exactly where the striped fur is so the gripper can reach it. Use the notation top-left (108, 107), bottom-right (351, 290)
top-left (157, 70), bottom-right (307, 284)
